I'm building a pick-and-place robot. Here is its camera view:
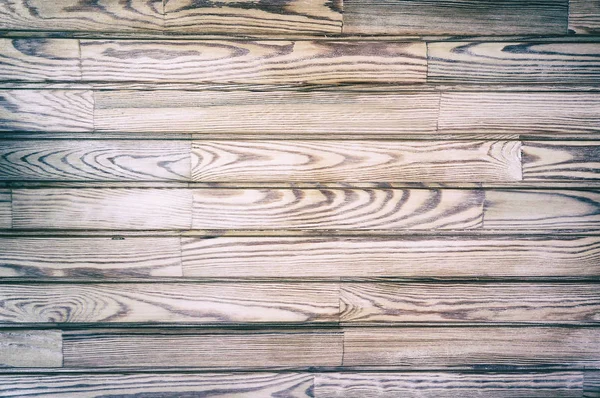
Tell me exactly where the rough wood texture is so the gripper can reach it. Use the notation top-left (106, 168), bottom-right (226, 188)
top-left (165, 0), bottom-right (342, 35)
top-left (0, 140), bottom-right (191, 181)
top-left (0, 190), bottom-right (10, 229)
top-left (314, 372), bottom-right (584, 398)
top-left (181, 236), bottom-right (600, 278)
top-left (0, 90), bottom-right (93, 132)
top-left (523, 142), bottom-right (600, 181)
top-left (191, 189), bottom-right (484, 230)
top-left (0, 330), bottom-right (62, 368)
top-left (80, 40), bottom-right (426, 84)
top-left (585, 372), bottom-right (600, 398)
top-left (191, 141), bottom-right (522, 183)
top-left (94, 90), bottom-right (439, 134)
top-left (343, 0), bottom-right (568, 35)
top-left (0, 237), bottom-right (182, 277)
top-left (569, 0), bottom-right (600, 34)
top-left (11, 189), bottom-right (192, 229)
top-left (484, 190), bottom-right (600, 230)
top-left (429, 42), bottom-right (600, 84)
top-left (63, 330), bottom-right (343, 368)
top-left (343, 327), bottom-right (600, 368)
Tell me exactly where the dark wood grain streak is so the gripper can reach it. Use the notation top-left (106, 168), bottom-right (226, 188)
top-left (0, 330), bottom-right (62, 368)
top-left (0, 189), bottom-right (10, 228)
top-left (523, 142), bottom-right (600, 181)
top-left (569, 0), bottom-right (600, 34)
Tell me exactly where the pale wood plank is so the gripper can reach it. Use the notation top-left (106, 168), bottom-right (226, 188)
top-left (191, 189), bottom-right (484, 230)
top-left (0, 237), bottom-right (182, 277)
top-left (11, 189), bottom-right (192, 229)
top-left (569, 0), bottom-right (600, 34)
top-left (523, 141), bottom-right (600, 181)
top-left (0, 140), bottom-right (191, 181)
top-left (80, 40), bottom-right (426, 84)
top-left (0, 330), bottom-right (62, 368)
top-left (0, 190), bottom-right (10, 229)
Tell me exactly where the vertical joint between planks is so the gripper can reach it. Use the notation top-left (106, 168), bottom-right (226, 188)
top-left (76, 40), bottom-right (83, 82)
top-left (177, 234), bottom-right (184, 277)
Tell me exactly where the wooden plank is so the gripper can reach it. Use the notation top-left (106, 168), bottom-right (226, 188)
top-left (0, 373), bottom-right (314, 397)
top-left (0, 330), bottom-right (62, 368)
top-left (11, 189), bottom-right (192, 229)
top-left (0, 90), bottom-right (93, 132)
top-left (165, 0), bottom-right (342, 35)
top-left (0, 190), bottom-right (10, 229)
top-left (80, 40), bottom-right (426, 84)
top-left (569, 0), bottom-right (600, 34)
top-left (182, 236), bottom-right (600, 278)
top-left (191, 189), bottom-right (484, 230)
top-left (343, 0), bottom-right (567, 35)
top-left (314, 372), bottom-right (583, 398)
top-left (585, 372), bottom-right (600, 398)
top-left (341, 283), bottom-right (600, 323)
top-left (484, 190), bottom-right (600, 230)
top-left (191, 141), bottom-right (522, 183)
top-left (0, 140), bottom-right (191, 181)
top-left (94, 90), bottom-right (439, 134)
top-left (0, 283), bottom-right (339, 324)
top-left (523, 141), bottom-right (600, 181)
top-left (439, 92), bottom-right (600, 136)
top-left (429, 42), bottom-right (600, 84)
top-left (343, 327), bottom-right (600, 368)
top-left (63, 330), bottom-right (343, 368)
top-left (0, 0), bottom-right (164, 32)
top-left (0, 237), bottom-right (182, 277)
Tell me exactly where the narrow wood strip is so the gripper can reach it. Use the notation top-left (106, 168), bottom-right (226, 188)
top-left (523, 142), bottom-right (600, 181)
top-left (0, 237), bottom-right (182, 277)
top-left (11, 189), bottom-right (193, 229)
top-left (191, 189), bottom-right (484, 230)
top-left (63, 330), bottom-right (343, 368)
top-left (343, 327), bottom-right (600, 368)
top-left (0, 189), bottom-right (10, 228)
top-left (0, 330), bottom-right (61, 368)
top-left (81, 40), bottom-right (426, 84)
top-left (0, 90), bottom-right (94, 132)
top-left (191, 141), bottom-right (522, 183)
top-left (0, 140), bottom-right (191, 181)
top-left (569, 0), bottom-right (600, 34)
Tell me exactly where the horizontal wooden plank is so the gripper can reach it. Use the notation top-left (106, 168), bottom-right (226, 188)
top-left (0, 140), bottom-right (191, 181)
top-left (63, 330), bottom-right (343, 368)
top-left (0, 237), bottom-right (182, 277)
top-left (0, 330), bottom-right (61, 368)
top-left (343, 327), bottom-right (600, 368)
top-left (439, 92), bottom-right (600, 136)
top-left (0, 283), bottom-right (339, 324)
top-left (0, 90), bottom-right (93, 132)
top-left (0, 189), bottom-right (10, 229)
top-left (484, 190), bottom-right (600, 230)
top-left (569, 0), bottom-right (600, 34)
top-left (165, 0), bottom-right (342, 35)
top-left (343, 0), bottom-right (567, 35)
top-left (191, 141), bottom-right (522, 183)
top-left (429, 42), bottom-right (600, 84)
top-left (523, 142), bottom-right (600, 181)
top-left (191, 189), bottom-right (484, 230)
top-left (94, 90), bottom-right (439, 134)
top-left (585, 372), bottom-right (600, 397)
top-left (0, 372), bottom-right (314, 397)
top-left (341, 283), bottom-right (600, 323)
top-left (181, 236), bottom-right (600, 278)
top-left (315, 372), bottom-right (583, 398)
top-left (80, 40), bottom-right (426, 84)
top-left (11, 189), bottom-right (193, 229)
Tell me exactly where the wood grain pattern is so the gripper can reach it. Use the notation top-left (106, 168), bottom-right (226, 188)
top-left (343, 327), bottom-right (600, 368)
top-left (63, 329), bottom-right (343, 368)
top-left (0, 90), bottom-right (93, 132)
top-left (191, 189), bottom-right (484, 230)
top-left (94, 90), bottom-right (439, 134)
top-left (0, 189), bottom-right (10, 229)
top-left (191, 141), bottom-right (522, 183)
top-left (340, 283), bottom-right (600, 323)
top-left (0, 373), bottom-right (314, 397)
top-left (0, 140), bottom-right (191, 181)
top-left (165, 0), bottom-right (342, 35)
top-left (343, 0), bottom-right (568, 35)
top-left (484, 190), bottom-right (600, 230)
top-left (439, 92), bottom-right (600, 136)
top-left (181, 236), bottom-right (600, 278)
top-left (0, 237), bottom-right (182, 277)
top-left (11, 189), bottom-right (192, 229)
top-left (523, 142), bottom-right (600, 181)
top-left (0, 330), bottom-right (62, 368)
top-left (585, 372), bottom-right (600, 398)
top-left (0, 283), bottom-right (339, 324)
top-left (314, 372), bottom-right (584, 398)
top-left (569, 0), bottom-right (600, 34)
top-left (80, 40), bottom-right (426, 84)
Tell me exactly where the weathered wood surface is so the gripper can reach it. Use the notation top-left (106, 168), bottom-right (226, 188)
top-left (569, 0), bottom-right (600, 34)
top-left (0, 189), bottom-right (10, 228)
top-left (0, 330), bottom-right (62, 368)
top-left (585, 372), bottom-right (600, 398)
top-left (523, 142), bottom-right (600, 181)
